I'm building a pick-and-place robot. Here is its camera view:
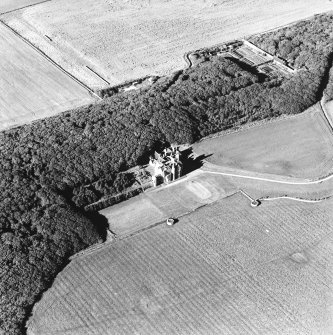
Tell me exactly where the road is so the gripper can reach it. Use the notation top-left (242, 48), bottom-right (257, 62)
top-left (202, 163), bottom-right (333, 185)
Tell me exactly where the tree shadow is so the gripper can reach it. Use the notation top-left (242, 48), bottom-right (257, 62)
top-left (181, 147), bottom-right (212, 175)
top-left (84, 210), bottom-right (109, 242)
top-left (225, 57), bottom-right (268, 82)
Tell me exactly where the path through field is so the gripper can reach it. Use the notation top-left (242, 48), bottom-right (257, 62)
top-left (4, 0), bottom-right (333, 88)
top-left (322, 100), bottom-right (333, 130)
top-left (193, 103), bottom-right (333, 179)
top-left (27, 194), bottom-right (333, 335)
top-left (0, 23), bottom-right (95, 132)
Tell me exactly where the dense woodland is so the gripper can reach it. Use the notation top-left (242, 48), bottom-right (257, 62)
top-left (249, 14), bottom-right (333, 100)
top-left (1, 13), bottom-right (333, 335)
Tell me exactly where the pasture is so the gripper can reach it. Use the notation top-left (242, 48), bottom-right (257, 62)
top-left (100, 171), bottom-right (236, 237)
top-left (27, 193), bottom-right (333, 335)
top-left (193, 104), bottom-right (333, 179)
top-left (0, 23), bottom-right (95, 132)
top-left (4, 0), bottom-right (333, 88)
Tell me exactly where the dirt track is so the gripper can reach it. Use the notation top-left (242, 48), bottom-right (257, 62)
top-left (193, 103), bottom-right (333, 180)
top-left (0, 0), bottom-right (48, 14)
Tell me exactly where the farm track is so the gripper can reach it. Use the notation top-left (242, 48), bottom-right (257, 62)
top-left (259, 196), bottom-right (324, 203)
top-left (183, 51), bottom-right (192, 68)
top-left (74, 164), bottom-right (333, 260)
top-left (201, 163), bottom-right (333, 185)
top-left (0, 20), bottom-right (100, 100)
top-left (318, 48), bottom-right (333, 130)
top-left (321, 99), bottom-right (333, 131)
top-left (203, 166), bottom-right (326, 185)
top-left (118, 164), bottom-right (333, 239)
top-left (0, 0), bottom-right (51, 15)
top-left (13, 5), bottom-right (333, 332)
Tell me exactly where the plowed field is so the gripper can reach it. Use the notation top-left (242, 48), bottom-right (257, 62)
top-left (0, 23), bottom-right (95, 132)
top-left (4, 0), bottom-right (333, 88)
top-left (0, 0), bottom-right (46, 14)
top-left (27, 194), bottom-right (333, 335)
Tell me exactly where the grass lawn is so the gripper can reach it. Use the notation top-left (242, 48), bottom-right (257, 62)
top-left (193, 104), bottom-right (333, 179)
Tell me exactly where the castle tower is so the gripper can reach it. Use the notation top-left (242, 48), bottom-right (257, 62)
top-left (151, 146), bottom-right (183, 186)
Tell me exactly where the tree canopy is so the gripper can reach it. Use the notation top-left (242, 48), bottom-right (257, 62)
top-left (1, 12), bottom-right (333, 334)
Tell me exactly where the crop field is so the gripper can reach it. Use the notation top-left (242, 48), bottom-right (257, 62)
top-left (0, 0), bottom-right (46, 14)
top-left (3, 0), bottom-right (333, 89)
top-left (193, 104), bottom-right (333, 179)
top-left (27, 193), bottom-right (333, 335)
top-left (0, 23), bottom-right (96, 132)
top-left (100, 171), bottom-right (237, 236)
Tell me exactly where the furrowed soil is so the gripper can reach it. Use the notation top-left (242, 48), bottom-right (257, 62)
top-left (193, 104), bottom-right (333, 179)
top-left (0, 23), bottom-right (95, 131)
top-left (27, 193), bottom-right (333, 335)
top-left (0, 0), bottom-right (45, 14)
top-left (4, 0), bottom-right (333, 89)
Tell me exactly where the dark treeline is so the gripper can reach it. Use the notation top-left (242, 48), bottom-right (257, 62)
top-left (248, 13), bottom-right (333, 100)
top-left (0, 176), bottom-right (101, 334)
top-left (1, 13), bottom-right (333, 334)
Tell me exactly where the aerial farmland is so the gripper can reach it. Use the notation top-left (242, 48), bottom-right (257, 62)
top-left (2, 1), bottom-right (333, 335)
top-left (100, 171), bottom-right (236, 236)
top-left (0, 8), bottom-right (96, 131)
top-left (0, 0), bottom-right (46, 14)
top-left (26, 134), bottom-right (333, 334)
top-left (193, 103), bottom-right (333, 179)
top-left (27, 193), bottom-right (333, 335)
top-left (3, 0), bottom-right (333, 89)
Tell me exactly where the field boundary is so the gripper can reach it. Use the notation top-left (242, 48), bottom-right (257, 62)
top-left (85, 65), bottom-right (110, 85)
top-left (0, 0), bottom-right (52, 15)
top-left (238, 189), bottom-right (330, 204)
top-left (196, 106), bottom-right (315, 143)
top-left (320, 99), bottom-right (333, 131)
top-left (68, 183), bottom-right (333, 262)
top-left (118, 203), bottom-right (209, 241)
top-left (244, 10), bottom-right (333, 41)
top-left (259, 195), bottom-right (326, 203)
top-left (183, 10), bottom-right (333, 70)
top-left (201, 166), bottom-right (333, 185)
top-left (69, 239), bottom-right (111, 260)
top-left (0, 19), bottom-right (101, 100)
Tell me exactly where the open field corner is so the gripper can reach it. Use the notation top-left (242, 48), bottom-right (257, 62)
top-left (0, 23), bottom-right (96, 132)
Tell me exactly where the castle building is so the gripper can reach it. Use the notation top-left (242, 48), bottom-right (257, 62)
top-left (149, 145), bottom-right (183, 187)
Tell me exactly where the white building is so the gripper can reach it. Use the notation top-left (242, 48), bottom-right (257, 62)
top-left (149, 145), bottom-right (183, 186)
